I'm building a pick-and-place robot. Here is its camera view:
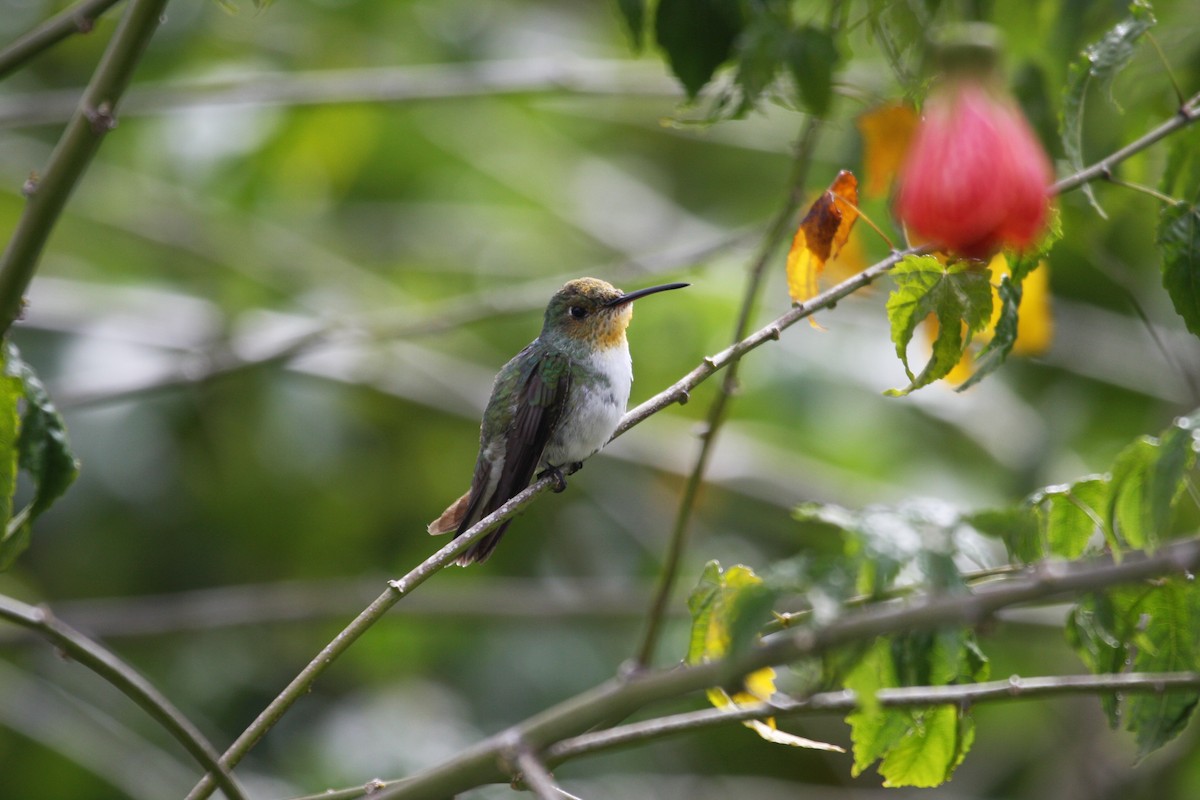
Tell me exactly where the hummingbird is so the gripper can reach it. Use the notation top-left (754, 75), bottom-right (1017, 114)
top-left (428, 277), bottom-right (688, 565)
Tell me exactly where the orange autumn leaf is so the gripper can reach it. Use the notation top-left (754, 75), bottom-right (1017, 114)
top-left (857, 102), bottom-right (918, 198)
top-left (786, 170), bottom-right (860, 311)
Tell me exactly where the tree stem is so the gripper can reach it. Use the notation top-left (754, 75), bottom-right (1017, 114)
top-left (0, 0), bottom-right (168, 338)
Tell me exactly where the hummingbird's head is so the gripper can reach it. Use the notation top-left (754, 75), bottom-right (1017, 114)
top-left (543, 278), bottom-right (688, 349)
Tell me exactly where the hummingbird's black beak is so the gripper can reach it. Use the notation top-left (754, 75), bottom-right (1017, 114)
top-left (604, 282), bottom-right (689, 308)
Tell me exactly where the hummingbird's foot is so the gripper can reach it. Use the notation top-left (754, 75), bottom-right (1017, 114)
top-left (538, 464), bottom-right (569, 493)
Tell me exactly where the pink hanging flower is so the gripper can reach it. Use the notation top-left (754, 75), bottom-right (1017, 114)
top-left (895, 75), bottom-right (1054, 259)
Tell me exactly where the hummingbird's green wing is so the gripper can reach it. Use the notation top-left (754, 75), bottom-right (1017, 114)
top-left (455, 348), bottom-right (570, 564)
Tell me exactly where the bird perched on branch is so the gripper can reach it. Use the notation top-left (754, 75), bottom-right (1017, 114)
top-left (428, 277), bottom-right (688, 565)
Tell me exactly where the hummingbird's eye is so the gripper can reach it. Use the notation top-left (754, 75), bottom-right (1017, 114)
top-left (568, 305), bottom-right (587, 319)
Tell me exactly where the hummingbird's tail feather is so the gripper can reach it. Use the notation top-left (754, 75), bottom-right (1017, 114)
top-left (454, 521), bottom-right (511, 566)
top-left (428, 490), bottom-right (471, 535)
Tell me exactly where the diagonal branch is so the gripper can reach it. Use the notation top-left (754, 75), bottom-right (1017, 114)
top-left (0, 0), bottom-right (169, 338)
top-left (544, 671), bottom-right (1200, 762)
top-left (512, 745), bottom-right (568, 800)
top-left (0, 0), bottom-right (124, 80)
top-left (0, 593), bottom-right (247, 800)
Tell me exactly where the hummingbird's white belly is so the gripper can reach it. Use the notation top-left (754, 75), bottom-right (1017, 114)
top-left (543, 342), bottom-right (632, 467)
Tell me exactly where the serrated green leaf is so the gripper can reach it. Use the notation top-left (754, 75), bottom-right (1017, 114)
top-left (879, 705), bottom-right (970, 788)
top-left (0, 343), bottom-right (80, 572)
top-left (786, 25), bottom-right (837, 117)
top-left (686, 560), bottom-right (724, 664)
top-left (1124, 581), bottom-right (1200, 757)
top-left (885, 256), bottom-right (993, 396)
top-left (614, 0), bottom-right (646, 51)
top-left (846, 632), bottom-right (982, 788)
top-left (1107, 421), bottom-right (1195, 552)
top-left (1109, 437), bottom-right (1159, 549)
top-left (1059, 1), bottom-right (1156, 216)
top-left (1068, 580), bottom-right (1200, 757)
top-left (1033, 476), bottom-right (1111, 560)
top-left (655, 0), bottom-right (743, 99)
top-left (1159, 203), bottom-right (1200, 338)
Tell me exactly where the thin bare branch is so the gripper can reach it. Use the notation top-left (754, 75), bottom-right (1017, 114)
top-left (0, 0), bottom-right (169, 337)
top-left (0, 594), bottom-right (247, 800)
top-left (512, 745), bottom-right (566, 800)
top-left (0, 0), bottom-right (123, 80)
top-left (545, 671), bottom-right (1200, 762)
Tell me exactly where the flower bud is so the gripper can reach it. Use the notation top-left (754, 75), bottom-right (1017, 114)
top-left (895, 37), bottom-right (1054, 259)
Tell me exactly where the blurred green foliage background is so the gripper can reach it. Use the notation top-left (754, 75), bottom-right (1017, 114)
top-left (2, 0), bottom-right (1200, 797)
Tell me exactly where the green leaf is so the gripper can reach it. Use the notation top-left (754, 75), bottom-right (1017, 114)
top-left (614, 0), bottom-right (646, 51)
top-left (1033, 476), bottom-right (1111, 560)
top-left (1159, 198), bottom-right (1200, 339)
top-left (0, 343), bottom-right (80, 572)
top-left (885, 256), bottom-right (993, 396)
top-left (1107, 420), bottom-right (1197, 552)
top-left (844, 632), bottom-right (984, 787)
top-left (1067, 580), bottom-right (1200, 757)
top-left (686, 560), bottom-right (724, 664)
top-left (1059, 0), bottom-right (1156, 216)
top-left (655, 0), bottom-right (743, 99)
top-left (1124, 581), bottom-right (1200, 757)
top-left (879, 705), bottom-right (972, 788)
top-left (685, 561), bottom-right (773, 663)
top-left (785, 25), bottom-right (837, 117)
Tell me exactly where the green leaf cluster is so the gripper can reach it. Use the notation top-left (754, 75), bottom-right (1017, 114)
top-left (973, 412), bottom-right (1200, 562)
top-left (616, 0), bottom-right (839, 117)
top-left (884, 255), bottom-right (993, 396)
top-left (845, 633), bottom-right (987, 787)
top-left (1068, 581), bottom-right (1200, 757)
top-left (0, 342), bottom-right (79, 571)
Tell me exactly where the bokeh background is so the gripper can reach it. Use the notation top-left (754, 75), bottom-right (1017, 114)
top-left (2, 0), bottom-right (1200, 797)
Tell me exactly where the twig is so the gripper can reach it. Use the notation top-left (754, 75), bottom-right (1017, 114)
top-left (634, 115), bottom-right (824, 669)
top-left (351, 536), bottom-right (1200, 800)
top-left (187, 97), bottom-right (1200, 799)
top-left (0, 594), bottom-right (247, 800)
top-left (0, 0), bottom-right (169, 338)
top-left (544, 671), bottom-right (1200, 762)
top-left (0, 0), bottom-right (124, 80)
top-left (512, 745), bottom-right (566, 800)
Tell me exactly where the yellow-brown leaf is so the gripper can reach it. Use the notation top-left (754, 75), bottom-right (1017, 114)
top-left (786, 170), bottom-right (861, 309)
